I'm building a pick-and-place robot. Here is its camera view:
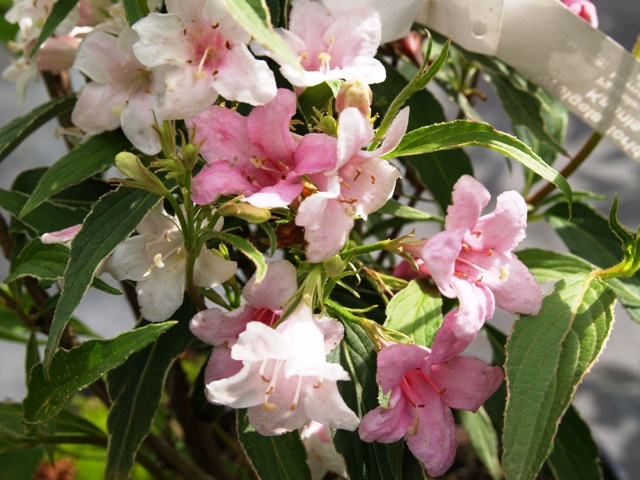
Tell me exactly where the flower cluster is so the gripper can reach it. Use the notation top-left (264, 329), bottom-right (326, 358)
top-left (26, 0), bottom-right (550, 476)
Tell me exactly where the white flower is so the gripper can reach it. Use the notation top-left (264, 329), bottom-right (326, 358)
top-left (132, 0), bottom-right (277, 120)
top-left (105, 205), bottom-right (237, 322)
top-left (206, 303), bottom-right (359, 435)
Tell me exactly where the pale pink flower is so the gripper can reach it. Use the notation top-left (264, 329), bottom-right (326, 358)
top-left (562, 0), bottom-right (598, 28)
top-left (41, 224), bottom-right (82, 246)
top-left (132, 0), bottom-right (277, 120)
top-left (105, 205), bottom-right (237, 322)
top-left (251, 0), bottom-right (385, 87)
top-left (72, 27), bottom-right (163, 154)
top-left (300, 421), bottom-right (347, 480)
top-left (411, 175), bottom-right (542, 364)
top-left (205, 302), bottom-right (359, 436)
top-left (190, 260), bottom-right (299, 384)
top-left (294, 107), bottom-right (408, 262)
top-left (187, 89), bottom-right (302, 208)
top-left (359, 335), bottom-right (503, 477)
top-left (321, 0), bottom-right (427, 44)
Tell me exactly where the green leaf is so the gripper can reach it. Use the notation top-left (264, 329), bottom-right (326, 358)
top-left (212, 230), bottom-right (267, 283)
top-left (123, 0), bottom-right (149, 26)
top-left (30, 0), bottom-right (80, 56)
top-left (43, 188), bottom-right (160, 377)
top-left (503, 273), bottom-right (615, 480)
top-left (0, 448), bottom-right (44, 480)
top-left (457, 407), bottom-right (501, 480)
top-left (547, 406), bottom-right (602, 480)
top-left (237, 409), bottom-right (312, 480)
top-left (545, 202), bottom-right (640, 321)
top-left (90, 277), bottom-right (122, 296)
top-left (26, 330), bottom-right (40, 382)
top-left (0, 307), bottom-right (31, 344)
top-left (105, 301), bottom-right (195, 480)
top-left (325, 317), bottom-right (418, 480)
top-left (4, 239), bottom-right (69, 288)
top-left (376, 198), bottom-right (442, 222)
top-left (384, 280), bottom-right (442, 347)
top-left (0, 189), bottom-right (87, 235)
top-left (371, 61), bottom-right (472, 213)
top-left (21, 131), bottom-right (130, 217)
top-left (221, 0), bottom-right (301, 72)
top-left (297, 81), bottom-right (340, 127)
top-left (0, 95), bottom-right (77, 165)
top-left (23, 321), bottom-right (176, 425)
top-left (384, 120), bottom-right (572, 212)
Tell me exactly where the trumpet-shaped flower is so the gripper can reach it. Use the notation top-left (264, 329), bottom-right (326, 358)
top-left (294, 107), bottom-right (408, 262)
top-left (41, 224), bottom-right (82, 246)
top-left (105, 205), bottom-right (237, 322)
top-left (132, 0), bottom-right (277, 120)
top-left (205, 302), bottom-right (359, 436)
top-left (413, 175), bottom-right (542, 363)
top-left (252, 0), bottom-right (385, 87)
top-left (359, 335), bottom-right (503, 477)
top-left (72, 27), bottom-right (163, 154)
top-left (187, 89), bottom-right (302, 208)
top-left (190, 260), bottom-right (299, 383)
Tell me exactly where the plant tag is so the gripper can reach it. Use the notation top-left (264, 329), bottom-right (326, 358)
top-left (418, 0), bottom-right (640, 162)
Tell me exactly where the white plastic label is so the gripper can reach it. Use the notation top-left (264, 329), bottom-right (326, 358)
top-left (417, 0), bottom-right (640, 162)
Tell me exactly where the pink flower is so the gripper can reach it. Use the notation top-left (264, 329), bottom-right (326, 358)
top-left (359, 336), bottom-right (503, 477)
top-left (392, 258), bottom-right (430, 282)
top-left (294, 107), bottom-right (408, 262)
top-left (190, 260), bottom-right (299, 384)
top-left (187, 89), bottom-right (302, 208)
top-left (300, 421), bottom-right (347, 479)
top-left (132, 0), bottom-right (277, 120)
top-left (72, 27), bottom-right (163, 155)
top-left (204, 302), bottom-right (359, 436)
top-left (562, 0), bottom-right (598, 28)
top-left (252, 0), bottom-right (385, 87)
top-left (413, 175), bottom-right (542, 364)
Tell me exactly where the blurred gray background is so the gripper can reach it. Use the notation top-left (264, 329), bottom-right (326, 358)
top-left (1, 0), bottom-right (639, 477)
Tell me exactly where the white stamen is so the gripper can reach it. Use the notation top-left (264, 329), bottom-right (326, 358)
top-left (290, 376), bottom-right (303, 410)
top-left (195, 48), bottom-right (211, 79)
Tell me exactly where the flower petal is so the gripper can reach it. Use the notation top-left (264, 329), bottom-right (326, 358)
top-left (336, 107), bottom-right (374, 171)
top-left (376, 343), bottom-right (430, 393)
top-left (190, 304), bottom-right (255, 346)
top-left (243, 260), bottom-right (298, 311)
top-left (295, 133), bottom-right (338, 175)
top-left (428, 356), bottom-right (504, 412)
top-left (245, 181), bottom-right (303, 209)
top-left (193, 248), bottom-right (237, 288)
top-left (206, 363), bottom-right (266, 407)
top-left (445, 175), bottom-right (490, 232)
top-left (421, 228), bottom-right (466, 297)
top-left (213, 44), bottom-right (277, 106)
top-left (303, 379), bottom-right (360, 431)
top-left (405, 389), bottom-right (456, 478)
top-left (247, 88), bottom-right (298, 162)
top-left (135, 260), bottom-right (185, 322)
top-left (232, 322), bottom-right (294, 362)
top-left (359, 387), bottom-right (413, 443)
top-left (191, 161), bottom-right (258, 205)
top-left (204, 344), bottom-right (243, 384)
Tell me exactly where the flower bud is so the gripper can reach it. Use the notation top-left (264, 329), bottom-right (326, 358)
top-left (218, 203), bottom-right (271, 224)
top-left (336, 79), bottom-right (372, 116)
top-left (323, 255), bottom-right (345, 278)
top-left (115, 152), bottom-right (167, 194)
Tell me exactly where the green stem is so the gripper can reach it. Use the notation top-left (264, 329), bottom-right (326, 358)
top-left (526, 131), bottom-right (603, 207)
top-left (342, 238), bottom-right (397, 259)
top-left (185, 250), bottom-right (207, 311)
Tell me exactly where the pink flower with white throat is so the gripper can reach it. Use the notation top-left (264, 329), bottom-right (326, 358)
top-left (187, 89), bottom-right (302, 208)
top-left (72, 27), bottom-right (163, 155)
top-left (105, 204), bottom-right (237, 322)
top-left (359, 335), bottom-right (503, 477)
top-left (294, 107), bottom-right (408, 263)
top-left (205, 301), bottom-right (359, 436)
top-left (132, 0), bottom-right (277, 120)
top-left (251, 0), bottom-right (385, 87)
top-left (190, 260), bottom-right (299, 384)
top-left (410, 175), bottom-right (542, 364)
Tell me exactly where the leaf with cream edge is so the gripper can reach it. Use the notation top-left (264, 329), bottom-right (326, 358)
top-left (503, 273), bottom-right (615, 480)
top-left (20, 130), bottom-right (130, 217)
top-left (42, 188), bottom-right (161, 377)
top-left (23, 322), bottom-right (176, 425)
top-left (383, 121), bottom-right (572, 213)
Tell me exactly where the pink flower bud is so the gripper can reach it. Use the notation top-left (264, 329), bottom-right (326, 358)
top-left (335, 79), bottom-right (373, 116)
